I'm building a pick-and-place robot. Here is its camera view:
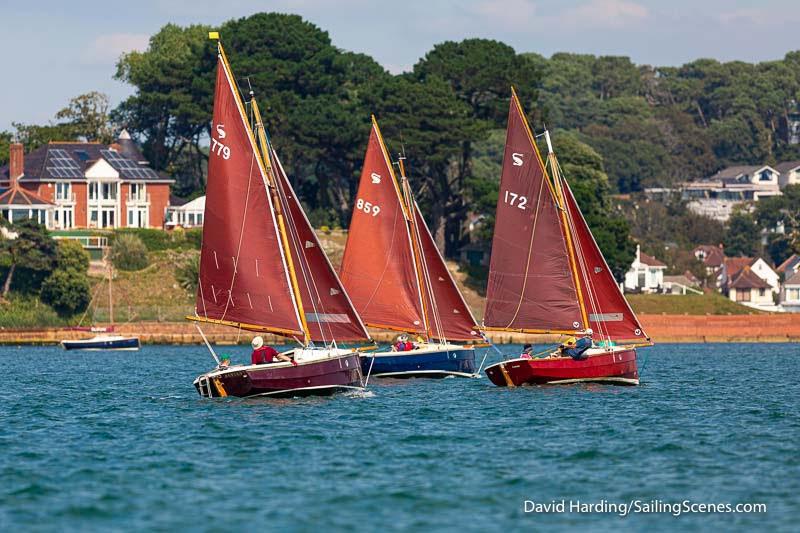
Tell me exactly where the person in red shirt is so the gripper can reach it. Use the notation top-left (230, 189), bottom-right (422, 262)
top-left (393, 334), bottom-right (415, 352)
top-left (251, 336), bottom-right (295, 365)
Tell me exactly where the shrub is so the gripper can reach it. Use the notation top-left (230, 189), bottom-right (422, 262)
top-left (55, 239), bottom-right (90, 272)
top-left (175, 252), bottom-right (200, 293)
top-left (113, 228), bottom-right (172, 251)
top-left (40, 269), bottom-right (91, 316)
top-left (111, 234), bottom-right (149, 271)
top-left (184, 228), bottom-right (203, 250)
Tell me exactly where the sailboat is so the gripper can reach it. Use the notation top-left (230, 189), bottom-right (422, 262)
top-left (190, 35), bottom-right (371, 398)
top-left (61, 256), bottom-right (140, 350)
top-left (482, 89), bottom-right (651, 386)
top-left (339, 117), bottom-right (483, 378)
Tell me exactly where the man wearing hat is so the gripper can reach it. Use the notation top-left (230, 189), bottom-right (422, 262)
top-left (251, 336), bottom-right (295, 365)
top-left (558, 329), bottom-right (593, 360)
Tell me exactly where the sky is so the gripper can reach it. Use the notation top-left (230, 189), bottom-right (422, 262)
top-left (2, 0), bottom-right (799, 131)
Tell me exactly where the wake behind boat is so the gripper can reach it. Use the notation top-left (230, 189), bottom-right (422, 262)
top-left (339, 118), bottom-right (484, 378)
top-left (482, 90), bottom-right (651, 387)
top-left (190, 35), bottom-right (372, 398)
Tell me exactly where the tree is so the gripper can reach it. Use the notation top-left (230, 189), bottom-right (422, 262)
top-left (0, 219), bottom-right (57, 299)
top-left (110, 234), bottom-right (149, 271)
top-left (40, 269), bottom-right (91, 316)
top-left (55, 92), bottom-right (114, 143)
top-left (55, 239), bottom-right (90, 273)
top-left (724, 210), bottom-right (762, 257)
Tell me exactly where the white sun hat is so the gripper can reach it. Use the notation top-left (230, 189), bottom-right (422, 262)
top-left (251, 336), bottom-right (264, 349)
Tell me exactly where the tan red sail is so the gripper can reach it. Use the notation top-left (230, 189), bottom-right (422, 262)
top-left (339, 121), bottom-right (427, 335)
top-left (412, 201), bottom-right (479, 341)
top-left (483, 94), bottom-right (584, 333)
top-left (562, 180), bottom-right (649, 344)
top-left (193, 55), bottom-right (303, 337)
top-left (271, 150), bottom-right (371, 342)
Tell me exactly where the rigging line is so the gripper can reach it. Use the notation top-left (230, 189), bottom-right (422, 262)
top-left (504, 165), bottom-right (547, 328)
top-left (411, 209), bottom-right (446, 343)
top-left (218, 138), bottom-right (256, 323)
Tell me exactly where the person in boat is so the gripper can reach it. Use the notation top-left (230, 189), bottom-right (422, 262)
top-left (251, 336), bottom-right (295, 365)
top-left (520, 344), bottom-right (533, 359)
top-left (559, 330), bottom-right (593, 360)
top-left (393, 334), bottom-right (415, 352)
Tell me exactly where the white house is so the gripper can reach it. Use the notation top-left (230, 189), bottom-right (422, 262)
top-left (624, 245), bottom-right (666, 292)
top-left (165, 195), bottom-right (205, 229)
top-left (719, 256), bottom-right (779, 296)
top-left (776, 161), bottom-right (800, 189)
top-left (780, 270), bottom-right (800, 312)
top-left (727, 266), bottom-right (775, 310)
top-left (682, 165), bottom-right (782, 221)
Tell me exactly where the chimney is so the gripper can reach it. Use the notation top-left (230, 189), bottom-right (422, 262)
top-left (8, 143), bottom-right (24, 189)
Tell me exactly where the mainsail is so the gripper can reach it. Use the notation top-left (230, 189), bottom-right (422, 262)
top-left (192, 53), bottom-right (303, 336)
top-left (483, 92), bottom-right (585, 333)
top-left (340, 118), bottom-right (479, 341)
top-left (270, 148), bottom-right (371, 342)
top-left (339, 120), bottom-right (427, 335)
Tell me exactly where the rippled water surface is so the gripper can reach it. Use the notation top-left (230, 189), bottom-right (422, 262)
top-left (1, 343), bottom-right (798, 531)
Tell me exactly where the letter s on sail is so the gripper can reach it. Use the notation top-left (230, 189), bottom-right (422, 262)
top-left (512, 153), bottom-right (524, 166)
top-left (371, 172), bottom-right (381, 184)
top-left (216, 124), bottom-right (226, 139)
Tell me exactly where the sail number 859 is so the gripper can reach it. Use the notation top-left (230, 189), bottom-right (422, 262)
top-left (356, 198), bottom-right (381, 217)
top-left (503, 190), bottom-right (528, 210)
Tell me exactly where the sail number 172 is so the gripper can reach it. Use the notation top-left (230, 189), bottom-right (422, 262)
top-left (503, 190), bottom-right (528, 210)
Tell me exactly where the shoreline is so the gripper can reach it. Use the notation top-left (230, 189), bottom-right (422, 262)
top-left (1, 314), bottom-right (799, 345)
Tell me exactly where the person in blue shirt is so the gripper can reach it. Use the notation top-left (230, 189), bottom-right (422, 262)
top-left (560, 329), bottom-right (593, 360)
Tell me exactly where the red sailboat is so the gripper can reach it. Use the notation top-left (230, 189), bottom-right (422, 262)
top-left (190, 36), bottom-right (370, 398)
top-left (339, 118), bottom-right (482, 378)
top-left (483, 90), bottom-right (651, 387)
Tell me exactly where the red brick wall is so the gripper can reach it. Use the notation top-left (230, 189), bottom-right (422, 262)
top-left (73, 183), bottom-right (88, 227)
top-left (148, 184), bottom-right (170, 228)
top-left (119, 183), bottom-right (129, 228)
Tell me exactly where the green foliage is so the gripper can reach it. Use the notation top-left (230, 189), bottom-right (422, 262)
top-left (55, 239), bottom-right (90, 273)
top-left (55, 91), bottom-right (114, 143)
top-left (40, 269), bottom-right (91, 316)
top-left (0, 294), bottom-right (72, 328)
top-left (627, 292), bottom-right (766, 315)
top-left (724, 210), bottom-right (762, 257)
top-left (110, 234), bottom-right (150, 271)
top-left (175, 252), bottom-right (200, 293)
top-left (112, 228), bottom-right (200, 252)
top-left (0, 219), bottom-right (57, 297)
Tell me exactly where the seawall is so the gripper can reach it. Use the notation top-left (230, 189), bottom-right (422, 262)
top-left (0, 314), bottom-right (799, 345)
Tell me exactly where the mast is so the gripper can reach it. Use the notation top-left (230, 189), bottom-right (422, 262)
top-left (543, 129), bottom-right (591, 331)
top-left (107, 249), bottom-right (113, 326)
top-left (397, 155), bottom-right (433, 341)
top-left (250, 98), bottom-right (311, 344)
top-left (372, 118), bottom-right (429, 334)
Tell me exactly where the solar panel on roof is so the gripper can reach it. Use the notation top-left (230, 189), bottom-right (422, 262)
top-left (46, 149), bottom-right (83, 178)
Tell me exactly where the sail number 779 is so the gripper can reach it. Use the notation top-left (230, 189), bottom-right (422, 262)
top-left (503, 190), bottom-right (528, 210)
top-left (356, 198), bottom-right (381, 217)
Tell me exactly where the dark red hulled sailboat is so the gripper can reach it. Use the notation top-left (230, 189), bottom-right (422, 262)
top-left (190, 36), bottom-right (371, 398)
top-left (482, 90), bottom-right (651, 387)
top-left (339, 118), bottom-right (482, 378)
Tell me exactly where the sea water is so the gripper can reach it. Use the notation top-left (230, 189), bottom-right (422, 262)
top-left (0, 343), bottom-right (798, 531)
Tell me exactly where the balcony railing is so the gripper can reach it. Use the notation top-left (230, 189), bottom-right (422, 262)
top-left (54, 192), bottom-right (77, 203)
top-left (126, 192), bottom-right (151, 204)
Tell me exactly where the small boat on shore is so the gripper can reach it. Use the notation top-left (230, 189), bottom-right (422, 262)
top-left (482, 89), bottom-right (651, 387)
top-left (190, 35), bottom-right (371, 398)
top-left (339, 118), bottom-right (484, 378)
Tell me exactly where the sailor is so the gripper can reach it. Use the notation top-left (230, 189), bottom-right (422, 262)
top-left (559, 330), bottom-right (593, 360)
top-left (251, 336), bottom-right (295, 365)
top-left (393, 334), bottom-right (414, 352)
top-left (520, 344), bottom-right (533, 359)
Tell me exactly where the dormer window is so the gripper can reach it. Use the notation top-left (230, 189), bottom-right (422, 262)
top-left (759, 170), bottom-right (772, 181)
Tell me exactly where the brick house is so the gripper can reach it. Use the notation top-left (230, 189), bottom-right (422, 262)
top-left (0, 131), bottom-right (173, 230)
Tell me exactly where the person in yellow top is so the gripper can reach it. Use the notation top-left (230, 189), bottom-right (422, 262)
top-left (559, 330), bottom-right (593, 360)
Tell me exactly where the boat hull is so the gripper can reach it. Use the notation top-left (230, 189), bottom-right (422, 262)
top-left (485, 348), bottom-right (639, 386)
top-left (361, 345), bottom-right (476, 378)
top-left (60, 336), bottom-right (140, 351)
top-left (194, 351), bottom-right (363, 398)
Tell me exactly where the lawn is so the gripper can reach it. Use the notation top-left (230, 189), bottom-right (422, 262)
top-left (627, 292), bottom-right (768, 315)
